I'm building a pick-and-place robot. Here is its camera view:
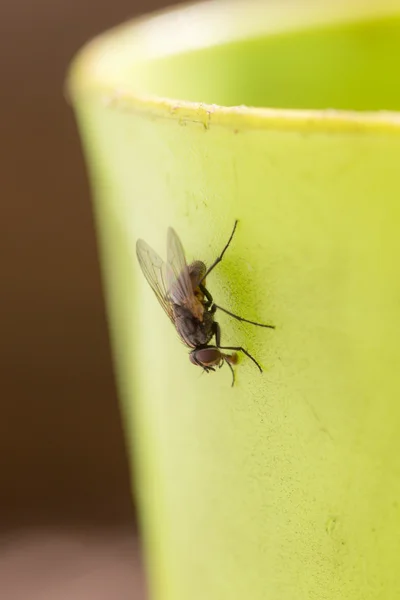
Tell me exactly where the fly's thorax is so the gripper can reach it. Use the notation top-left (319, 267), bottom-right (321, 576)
top-left (184, 297), bottom-right (204, 321)
top-left (168, 269), bottom-right (205, 321)
top-left (189, 261), bottom-right (207, 314)
top-left (189, 261), bottom-right (207, 288)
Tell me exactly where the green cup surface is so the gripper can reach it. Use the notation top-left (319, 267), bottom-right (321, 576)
top-left (69, 1), bottom-right (400, 598)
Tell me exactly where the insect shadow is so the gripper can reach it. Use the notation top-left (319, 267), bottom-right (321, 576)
top-left (136, 220), bottom-right (274, 386)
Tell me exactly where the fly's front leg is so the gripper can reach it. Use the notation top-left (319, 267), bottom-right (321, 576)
top-left (211, 321), bottom-right (235, 387)
top-left (218, 345), bottom-right (263, 373)
top-left (212, 320), bottom-right (221, 347)
top-left (224, 359), bottom-right (235, 387)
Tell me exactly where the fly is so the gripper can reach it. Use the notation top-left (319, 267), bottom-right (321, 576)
top-left (136, 220), bottom-right (274, 386)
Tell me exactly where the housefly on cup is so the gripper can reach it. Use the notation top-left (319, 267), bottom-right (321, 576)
top-left (136, 220), bottom-right (274, 386)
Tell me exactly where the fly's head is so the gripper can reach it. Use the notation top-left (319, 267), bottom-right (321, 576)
top-left (189, 346), bottom-right (238, 372)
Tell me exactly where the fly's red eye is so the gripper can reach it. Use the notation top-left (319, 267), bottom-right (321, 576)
top-left (189, 353), bottom-right (198, 366)
top-left (191, 348), bottom-right (221, 367)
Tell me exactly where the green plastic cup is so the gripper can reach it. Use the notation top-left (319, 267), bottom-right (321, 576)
top-left (68, 1), bottom-right (400, 598)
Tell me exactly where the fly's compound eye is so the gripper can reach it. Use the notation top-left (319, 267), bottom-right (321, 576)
top-left (190, 347), bottom-right (222, 368)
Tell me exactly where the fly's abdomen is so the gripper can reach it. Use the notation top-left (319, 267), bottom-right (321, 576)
top-left (173, 304), bottom-right (214, 348)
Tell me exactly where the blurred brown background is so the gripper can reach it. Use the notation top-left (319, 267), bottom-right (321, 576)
top-left (0, 0), bottom-right (184, 597)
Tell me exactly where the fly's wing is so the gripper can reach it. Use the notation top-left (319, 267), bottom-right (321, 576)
top-left (136, 239), bottom-right (174, 323)
top-left (166, 228), bottom-right (201, 318)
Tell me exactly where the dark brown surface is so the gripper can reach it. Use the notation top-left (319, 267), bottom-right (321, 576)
top-left (0, 0), bottom-right (184, 596)
top-left (0, 528), bottom-right (147, 600)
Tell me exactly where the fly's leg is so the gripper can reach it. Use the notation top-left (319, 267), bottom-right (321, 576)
top-left (199, 220), bottom-right (238, 284)
top-left (212, 320), bottom-right (222, 346)
top-left (224, 358), bottom-right (235, 387)
top-left (218, 345), bottom-right (263, 373)
top-left (199, 283), bottom-right (213, 309)
top-left (211, 322), bottom-right (236, 386)
top-left (212, 322), bottom-right (260, 381)
top-left (214, 304), bottom-right (275, 329)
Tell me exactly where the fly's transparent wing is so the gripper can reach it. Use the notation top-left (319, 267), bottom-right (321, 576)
top-left (136, 239), bottom-right (174, 323)
top-left (166, 227), bottom-right (204, 321)
top-left (166, 227), bottom-right (197, 305)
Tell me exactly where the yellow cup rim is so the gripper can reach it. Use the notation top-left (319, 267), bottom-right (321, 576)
top-left (67, 0), bottom-right (400, 134)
